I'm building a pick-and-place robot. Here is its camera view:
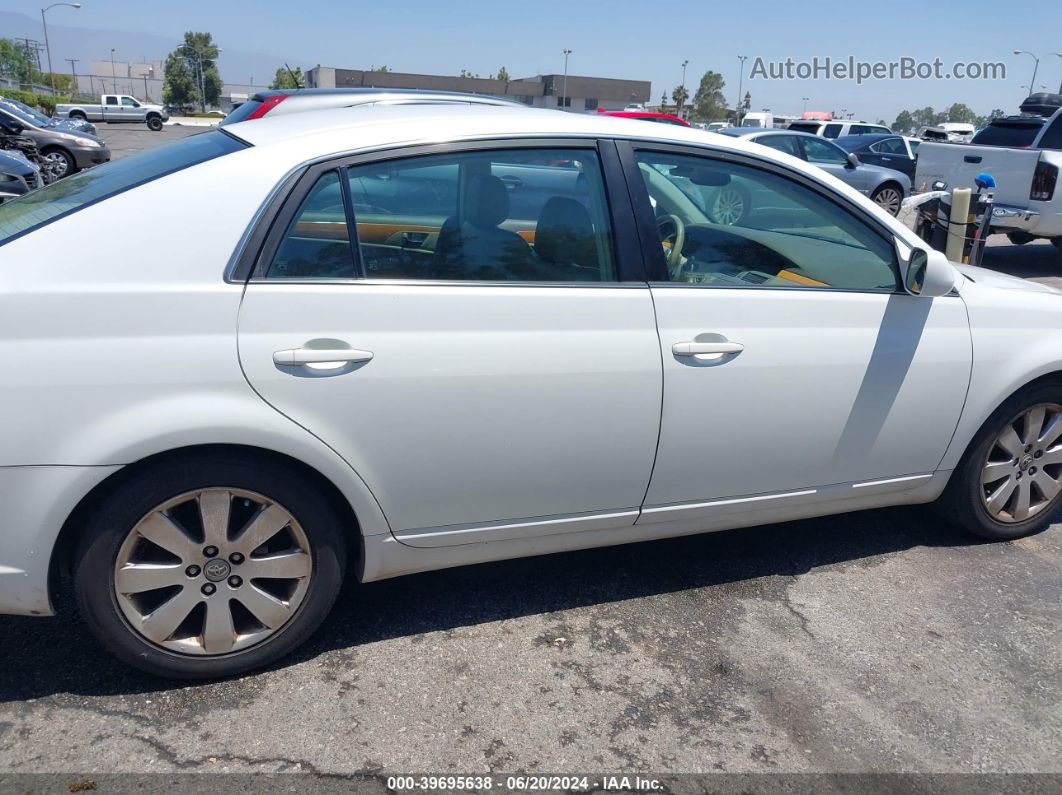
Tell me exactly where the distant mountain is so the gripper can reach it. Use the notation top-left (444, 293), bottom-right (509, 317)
top-left (0, 10), bottom-right (312, 86)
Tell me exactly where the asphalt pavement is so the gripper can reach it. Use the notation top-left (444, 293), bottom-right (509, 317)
top-left (0, 129), bottom-right (1059, 783)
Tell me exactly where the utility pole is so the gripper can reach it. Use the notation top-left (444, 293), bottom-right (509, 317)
top-left (110, 48), bottom-right (117, 94)
top-left (736, 55), bottom-right (747, 124)
top-left (801, 96), bottom-right (809, 113)
top-left (65, 57), bottom-right (78, 96)
top-left (561, 48), bottom-right (572, 111)
top-left (680, 59), bottom-right (689, 119)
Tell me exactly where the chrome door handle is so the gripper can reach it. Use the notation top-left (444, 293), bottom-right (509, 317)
top-left (672, 341), bottom-right (744, 356)
top-left (273, 348), bottom-right (374, 365)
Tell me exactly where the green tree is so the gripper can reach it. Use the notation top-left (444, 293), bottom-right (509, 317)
top-left (370, 65), bottom-right (390, 72)
top-left (691, 70), bottom-right (726, 121)
top-left (497, 66), bottom-right (510, 83)
top-left (0, 38), bottom-right (30, 80)
top-left (947, 103), bottom-right (977, 124)
top-left (742, 91), bottom-right (751, 114)
top-left (892, 110), bottom-right (915, 134)
top-left (270, 66), bottom-right (303, 89)
top-left (671, 84), bottom-right (689, 117)
top-left (163, 31), bottom-right (221, 112)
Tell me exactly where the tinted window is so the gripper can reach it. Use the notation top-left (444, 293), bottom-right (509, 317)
top-left (870, 126), bottom-right (891, 135)
top-left (222, 98), bottom-right (265, 126)
top-left (802, 137), bottom-right (849, 165)
top-left (971, 121), bottom-right (1043, 147)
top-left (635, 151), bottom-right (897, 291)
top-left (268, 171), bottom-right (354, 279)
top-left (755, 135), bottom-right (802, 157)
top-left (849, 125), bottom-right (872, 135)
top-left (270, 149), bottom-right (617, 282)
top-left (0, 131), bottom-right (247, 247)
top-left (105, 96), bottom-right (118, 105)
top-left (787, 122), bottom-right (821, 134)
top-left (822, 124), bottom-right (842, 138)
top-left (1038, 116), bottom-right (1062, 150)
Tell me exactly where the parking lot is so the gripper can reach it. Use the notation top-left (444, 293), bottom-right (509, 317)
top-left (1, 121), bottom-right (1060, 783)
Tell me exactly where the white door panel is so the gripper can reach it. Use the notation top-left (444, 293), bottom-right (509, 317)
top-left (238, 284), bottom-right (662, 535)
top-left (644, 288), bottom-right (971, 509)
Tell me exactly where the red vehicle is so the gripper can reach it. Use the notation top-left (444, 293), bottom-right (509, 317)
top-left (597, 109), bottom-right (691, 127)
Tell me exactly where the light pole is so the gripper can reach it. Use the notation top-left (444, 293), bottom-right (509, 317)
top-left (110, 47), bottom-right (116, 94)
top-left (177, 43), bottom-right (222, 112)
top-left (41, 3), bottom-right (81, 93)
top-left (801, 96), bottom-right (809, 113)
top-left (1013, 50), bottom-right (1041, 94)
top-left (561, 48), bottom-right (572, 111)
top-left (680, 59), bottom-right (689, 119)
top-left (736, 55), bottom-right (747, 124)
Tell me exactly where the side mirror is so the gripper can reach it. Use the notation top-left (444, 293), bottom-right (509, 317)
top-left (903, 245), bottom-right (957, 297)
top-left (846, 152), bottom-right (860, 168)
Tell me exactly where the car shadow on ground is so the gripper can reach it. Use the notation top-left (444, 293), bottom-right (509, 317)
top-left (0, 503), bottom-right (1010, 702)
top-left (980, 241), bottom-right (1061, 280)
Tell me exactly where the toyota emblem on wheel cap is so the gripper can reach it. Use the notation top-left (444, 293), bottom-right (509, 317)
top-left (203, 558), bottom-right (231, 582)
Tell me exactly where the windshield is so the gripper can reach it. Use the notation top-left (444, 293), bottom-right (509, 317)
top-left (0, 130), bottom-right (248, 247)
top-left (1, 98), bottom-right (51, 125)
top-left (0, 103), bottom-right (44, 128)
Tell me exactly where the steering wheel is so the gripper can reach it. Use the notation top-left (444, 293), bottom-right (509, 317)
top-left (656, 214), bottom-right (686, 278)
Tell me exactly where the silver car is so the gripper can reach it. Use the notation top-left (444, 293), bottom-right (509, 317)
top-left (719, 128), bottom-right (911, 216)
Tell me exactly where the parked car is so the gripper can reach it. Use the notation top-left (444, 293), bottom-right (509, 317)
top-left (0, 148), bottom-right (40, 202)
top-left (598, 110), bottom-right (691, 127)
top-left (0, 96), bottom-right (97, 135)
top-left (834, 133), bottom-right (918, 181)
top-left (788, 119), bottom-right (892, 138)
top-left (2, 105), bottom-right (1061, 678)
top-left (0, 103), bottom-right (110, 178)
top-left (220, 87), bottom-right (523, 126)
top-left (720, 127), bottom-right (910, 215)
top-left (915, 106), bottom-right (1062, 245)
top-left (56, 94), bottom-right (169, 132)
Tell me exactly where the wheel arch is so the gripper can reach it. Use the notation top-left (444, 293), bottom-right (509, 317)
top-left (48, 443), bottom-right (368, 609)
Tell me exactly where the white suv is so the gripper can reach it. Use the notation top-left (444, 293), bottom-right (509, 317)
top-left (788, 120), bottom-right (892, 138)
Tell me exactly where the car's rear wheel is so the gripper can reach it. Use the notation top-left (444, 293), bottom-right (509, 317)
top-left (707, 184), bottom-right (751, 225)
top-left (69, 111), bottom-right (87, 121)
top-left (41, 147), bottom-right (75, 179)
top-left (870, 183), bottom-right (903, 216)
top-left (147, 115), bottom-right (163, 132)
top-left (937, 382), bottom-right (1062, 540)
top-left (74, 454), bottom-right (346, 678)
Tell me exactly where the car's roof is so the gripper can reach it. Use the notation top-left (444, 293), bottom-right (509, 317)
top-left (719, 127), bottom-right (816, 138)
top-left (249, 86), bottom-right (522, 107)
top-left (224, 103), bottom-right (755, 157)
top-left (834, 133), bottom-right (898, 147)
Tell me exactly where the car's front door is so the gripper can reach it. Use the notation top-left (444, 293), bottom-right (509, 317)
top-left (622, 143), bottom-right (971, 524)
top-left (799, 136), bottom-right (869, 192)
top-left (237, 142), bottom-right (663, 546)
top-left (119, 96), bottom-right (140, 121)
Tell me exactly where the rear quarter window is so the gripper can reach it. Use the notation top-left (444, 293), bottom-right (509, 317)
top-left (0, 130), bottom-right (248, 247)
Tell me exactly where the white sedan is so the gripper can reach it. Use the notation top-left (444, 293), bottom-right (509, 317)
top-left (1, 106), bottom-right (1060, 678)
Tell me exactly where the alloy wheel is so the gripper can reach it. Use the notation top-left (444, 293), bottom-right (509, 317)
top-left (44, 151), bottom-right (70, 178)
top-left (711, 187), bottom-right (746, 225)
top-left (113, 488), bottom-right (312, 655)
top-left (873, 186), bottom-right (902, 216)
top-left (980, 403), bottom-right (1062, 523)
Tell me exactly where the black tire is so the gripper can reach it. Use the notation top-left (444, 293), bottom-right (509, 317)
top-left (146, 115), bottom-right (163, 132)
top-left (74, 452), bottom-right (347, 678)
top-left (69, 111), bottom-right (87, 121)
top-left (870, 182), bottom-right (904, 216)
top-left (41, 147), bottom-right (76, 179)
top-left (936, 380), bottom-right (1062, 540)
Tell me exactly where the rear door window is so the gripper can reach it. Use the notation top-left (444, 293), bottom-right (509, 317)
top-left (822, 124), bottom-right (843, 138)
top-left (971, 121), bottom-right (1042, 147)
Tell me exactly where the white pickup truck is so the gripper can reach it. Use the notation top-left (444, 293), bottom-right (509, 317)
top-left (55, 94), bottom-right (169, 132)
top-left (914, 107), bottom-right (1062, 247)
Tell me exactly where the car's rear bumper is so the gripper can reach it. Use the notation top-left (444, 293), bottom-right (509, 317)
top-left (989, 204), bottom-right (1040, 232)
top-left (0, 465), bottom-right (121, 616)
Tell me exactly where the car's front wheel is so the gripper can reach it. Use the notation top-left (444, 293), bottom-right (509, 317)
top-left (41, 147), bottom-right (75, 179)
top-left (74, 453), bottom-right (346, 678)
top-left (937, 382), bottom-right (1062, 540)
top-left (146, 115), bottom-right (163, 132)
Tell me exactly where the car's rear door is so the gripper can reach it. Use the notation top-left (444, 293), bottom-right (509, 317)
top-left (619, 141), bottom-right (971, 525)
top-left (236, 140), bottom-right (663, 546)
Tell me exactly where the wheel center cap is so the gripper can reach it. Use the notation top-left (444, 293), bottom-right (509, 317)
top-left (1020, 455), bottom-right (1033, 472)
top-left (203, 558), bottom-right (231, 582)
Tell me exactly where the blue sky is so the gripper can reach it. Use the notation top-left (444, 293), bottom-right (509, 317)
top-left (6, 0), bottom-right (1062, 121)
